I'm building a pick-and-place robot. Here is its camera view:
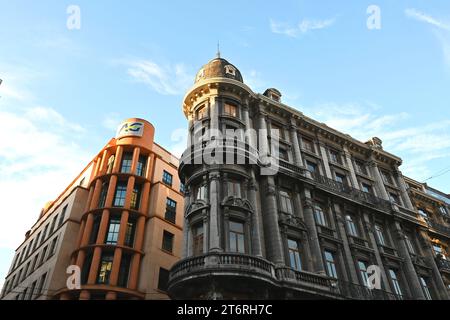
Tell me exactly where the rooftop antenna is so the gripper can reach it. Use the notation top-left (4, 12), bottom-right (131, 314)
top-left (216, 41), bottom-right (221, 58)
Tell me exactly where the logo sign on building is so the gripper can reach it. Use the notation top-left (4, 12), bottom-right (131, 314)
top-left (116, 121), bottom-right (144, 138)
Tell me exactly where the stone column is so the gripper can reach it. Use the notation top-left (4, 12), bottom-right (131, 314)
top-left (187, 114), bottom-right (194, 148)
top-left (334, 204), bottom-right (359, 283)
top-left (393, 221), bottom-right (425, 299)
top-left (258, 106), bottom-right (269, 160)
top-left (393, 167), bottom-right (415, 211)
top-left (362, 212), bottom-right (392, 293)
top-left (302, 187), bottom-right (326, 274)
top-left (209, 96), bottom-right (220, 137)
top-left (418, 229), bottom-right (449, 299)
top-left (182, 186), bottom-right (192, 258)
top-left (261, 176), bottom-right (285, 265)
top-left (289, 120), bottom-right (303, 167)
top-left (343, 146), bottom-right (359, 189)
top-left (247, 175), bottom-right (263, 257)
top-left (368, 159), bottom-right (389, 200)
top-left (318, 141), bottom-right (333, 179)
top-left (208, 171), bottom-right (222, 252)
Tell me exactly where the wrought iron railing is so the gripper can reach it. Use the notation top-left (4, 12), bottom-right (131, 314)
top-left (428, 220), bottom-right (450, 236)
top-left (436, 257), bottom-right (450, 271)
top-left (336, 280), bottom-right (410, 300)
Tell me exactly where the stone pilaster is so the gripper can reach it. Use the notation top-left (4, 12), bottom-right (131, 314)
top-left (289, 119), bottom-right (303, 167)
top-left (318, 141), bottom-right (333, 179)
top-left (393, 167), bottom-right (415, 211)
top-left (393, 221), bottom-right (425, 299)
top-left (246, 173), bottom-right (263, 257)
top-left (208, 171), bottom-right (222, 252)
top-left (368, 158), bottom-right (389, 200)
top-left (343, 146), bottom-right (359, 189)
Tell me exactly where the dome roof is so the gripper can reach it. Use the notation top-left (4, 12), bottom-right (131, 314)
top-left (194, 57), bottom-right (243, 84)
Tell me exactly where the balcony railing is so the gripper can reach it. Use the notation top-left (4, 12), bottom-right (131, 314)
top-left (169, 252), bottom-right (333, 295)
top-left (428, 220), bottom-right (450, 236)
top-left (436, 257), bottom-right (450, 271)
top-left (336, 280), bottom-right (410, 300)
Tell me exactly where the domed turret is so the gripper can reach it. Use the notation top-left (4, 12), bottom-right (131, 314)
top-left (194, 56), bottom-right (243, 83)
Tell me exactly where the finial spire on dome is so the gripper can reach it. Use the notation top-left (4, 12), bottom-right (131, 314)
top-left (216, 41), bottom-right (221, 59)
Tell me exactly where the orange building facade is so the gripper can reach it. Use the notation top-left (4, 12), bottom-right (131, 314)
top-left (2, 118), bottom-right (184, 300)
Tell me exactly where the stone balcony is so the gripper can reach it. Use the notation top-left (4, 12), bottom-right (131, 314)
top-left (168, 252), bottom-right (337, 299)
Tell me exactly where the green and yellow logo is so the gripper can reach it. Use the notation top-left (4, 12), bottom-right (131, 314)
top-left (116, 121), bottom-right (144, 138)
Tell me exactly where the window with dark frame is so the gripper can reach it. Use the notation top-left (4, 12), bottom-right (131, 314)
top-left (279, 191), bottom-right (293, 214)
top-left (162, 230), bottom-right (174, 253)
top-left (302, 138), bottom-right (315, 153)
top-left (288, 239), bottom-right (302, 271)
top-left (358, 260), bottom-right (369, 287)
top-left (375, 224), bottom-right (386, 246)
top-left (165, 198), bottom-right (177, 224)
top-left (314, 205), bottom-right (327, 226)
top-left (97, 253), bottom-right (114, 284)
top-left (158, 268), bottom-right (170, 292)
top-left (223, 102), bottom-right (237, 117)
top-left (113, 182), bottom-right (127, 207)
top-left (162, 170), bottom-right (173, 186)
top-left (120, 152), bottom-right (133, 173)
top-left (196, 104), bottom-right (207, 120)
top-left (98, 182), bottom-right (109, 208)
top-left (324, 250), bottom-right (338, 279)
top-left (105, 216), bottom-right (121, 245)
top-left (389, 269), bottom-right (403, 298)
top-left (229, 220), bottom-right (245, 253)
top-left (124, 219), bottom-right (136, 247)
top-left (130, 184), bottom-right (142, 210)
top-left (345, 214), bottom-right (358, 237)
top-left (306, 161), bottom-right (317, 174)
top-left (193, 223), bottom-right (204, 256)
top-left (136, 155), bottom-right (147, 177)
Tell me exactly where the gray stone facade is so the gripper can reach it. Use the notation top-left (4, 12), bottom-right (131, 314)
top-left (168, 56), bottom-right (450, 300)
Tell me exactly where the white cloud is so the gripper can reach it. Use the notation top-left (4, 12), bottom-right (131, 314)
top-left (405, 8), bottom-right (450, 31)
top-left (0, 68), bottom-right (91, 250)
top-left (102, 112), bottom-right (122, 131)
top-left (405, 8), bottom-right (450, 68)
top-left (270, 17), bottom-right (335, 38)
top-left (125, 59), bottom-right (193, 95)
top-left (303, 102), bottom-right (450, 182)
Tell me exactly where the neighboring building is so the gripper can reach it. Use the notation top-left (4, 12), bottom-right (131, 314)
top-left (1, 118), bottom-right (184, 300)
top-left (405, 177), bottom-right (450, 295)
top-left (168, 55), bottom-right (450, 300)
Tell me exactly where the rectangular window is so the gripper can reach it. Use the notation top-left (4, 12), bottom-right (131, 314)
top-left (288, 239), bottom-right (302, 271)
top-left (162, 230), bottom-right (174, 253)
top-left (41, 224), bottom-right (49, 245)
top-left (314, 205), bottom-right (327, 226)
top-left (98, 183), bottom-right (109, 208)
top-left (28, 281), bottom-right (37, 300)
top-left (389, 193), bottom-right (400, 205)
top-left (36, 273), bottom-right (47, 298)
top-left (381, 170), bottom-right (393, 185)
top-left (224, 102), bottom-right (237, 117)
top-left (279, 191), bottom-right (293, 214)
top-left (120, 152), bottom-right (133, 173)
top-left (180, 183), bottom-right (185, 195)
top-left (324, 251), bottom-right (338, 279)
top-left (165, 198), bottom-right (177, 224)
top-left (420, 277), bottom-right (432, 300)
top-left (375, 224), bottom-right (386, 246)
top-left (389, 269), bottom-right (403, 298)
top-left (105, 216), bottom-right (121, 245)
top-left (227, 180), bottom-right (241, 198)
top-left (306, 161), bottom-right (317, 174)
top-left (49, 237), bottom-right (58, 257)
top-left (113, 182), bottom-right (127, 207)
top-left (196, 105), bottom-right (207, 120)
top-left (229, 221), bottom-right (245, 253)
top-left (302, 138), bottom-right (315, 153)
top-left (346, 214), bottom-right (358, 237)
top-left (271, 123), bottom-right (285, 140)
top-left (158, 268), bottom-right (170, 292)
top-left (358, 261), bottom-right (369, 287)
top-left (162, 170), bottom-right (173, 186)
top-left (361, 183), bottom-right (372, 194)
top-left (130, 184), bottom-right (142, 210)
top-left (329, 149), bottom-right (341, 164)
top-left (50, 215), bottom-right (58, 234)
top-left (34, 233), bottom-right (41, 251)
top-left (355, 160), bottom-right (367, 175)
top-left (89, 215), bottom-right (101, 244)
top-left (30, 255), bottom-right (38, 274)
top-left (335, 173), bottom-right (346, 185)
top-left (97, 253), bottom-right (114, 284)
top-left (58, 205), bottom-right (67, 227)
top-left (136, 155), bottom-right (147, 177)
top-left (405, 234), bottom-right (415, 254)
top-left (279, 148), bottom-right (289, 161)
top-left (39, 246), bottom-right (48, 265)
top-left (196, 184), bottom-right (207, 200)
top-left (118, 254), bottom-right (131, 288)
top-left (124, 219), bottom-right (136, 247)
top-left (193, 223), bottom-right (204, 256)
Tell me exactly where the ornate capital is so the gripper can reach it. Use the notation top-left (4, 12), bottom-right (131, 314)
top-left (209, 172), bottom-right (220, 181)
top-left (266, 184), bottom-right (277, 196)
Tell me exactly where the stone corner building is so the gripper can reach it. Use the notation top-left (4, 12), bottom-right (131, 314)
top-left (168, 55), bottom-right (450, 300)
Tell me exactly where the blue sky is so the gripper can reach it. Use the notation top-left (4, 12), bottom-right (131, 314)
top-left (1, 0), bottom-right (450, 287)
